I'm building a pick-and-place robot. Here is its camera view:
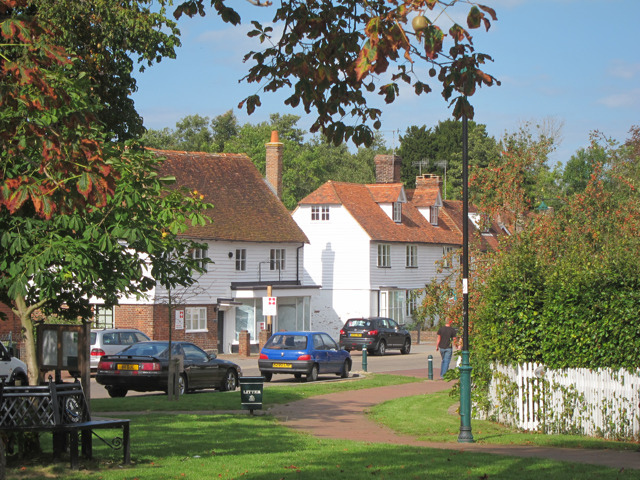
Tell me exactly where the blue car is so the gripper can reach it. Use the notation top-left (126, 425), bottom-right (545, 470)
top-left (258, 331), bottom-right (352, 382)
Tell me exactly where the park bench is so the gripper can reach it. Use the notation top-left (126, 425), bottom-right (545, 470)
top-left (0, 378), bottom-right (130, 469)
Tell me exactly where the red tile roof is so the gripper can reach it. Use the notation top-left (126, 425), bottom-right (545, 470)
top-left (150, 149), bottom-right (309, 244)
top-left (300, 181), bottom-right (462, 245)
top-left (442, 200), bottom-right (501, 251)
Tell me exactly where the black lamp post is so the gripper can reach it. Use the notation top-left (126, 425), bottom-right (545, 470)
top-left (458, 114), bottom-right (474, 443)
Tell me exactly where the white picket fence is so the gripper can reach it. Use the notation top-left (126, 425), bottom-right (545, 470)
top-left (487, 363), bottom-right (640, 439)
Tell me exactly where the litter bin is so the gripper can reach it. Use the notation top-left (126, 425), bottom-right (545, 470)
top-left (239, 376), bottom-right (264, 414)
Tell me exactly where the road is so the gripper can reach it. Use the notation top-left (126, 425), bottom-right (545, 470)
top-left (87, 342), bottom-right (441, 400)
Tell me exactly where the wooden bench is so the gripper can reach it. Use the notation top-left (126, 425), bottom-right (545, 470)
top-left (0, 379), bottom-right (130, 469)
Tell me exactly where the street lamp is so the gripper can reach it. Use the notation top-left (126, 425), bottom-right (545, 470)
top-left (458, 114), bottom-right (474, 443)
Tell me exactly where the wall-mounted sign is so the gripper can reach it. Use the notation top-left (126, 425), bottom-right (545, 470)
top-left (175, 310), bottom-right (185, 330)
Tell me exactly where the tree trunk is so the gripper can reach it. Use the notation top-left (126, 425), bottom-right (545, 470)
top-left (13, 296), bottom-right (43, 386)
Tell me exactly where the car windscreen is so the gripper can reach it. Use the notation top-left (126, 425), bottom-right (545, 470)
top-left (265, 335), bottom-right (308, 350)
top-left (345, 319), bottom-right (372, 328)
top-left (120, 343), bottom-right (167, 357)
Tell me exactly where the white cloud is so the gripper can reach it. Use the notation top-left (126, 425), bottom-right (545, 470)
top-left (607, 59), bottom-right (640, 80)
top-left (598, 89), bottom-right (640, 108)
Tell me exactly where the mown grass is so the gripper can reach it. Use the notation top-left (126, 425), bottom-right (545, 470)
top-left (5, 374), bottom-right (639, 479)
top-left (8, 414), bottom-right (629, 480)
top-left (369, 388), bottom-right (640, 451)
top-left (90, 373), bottom-right (420, 413)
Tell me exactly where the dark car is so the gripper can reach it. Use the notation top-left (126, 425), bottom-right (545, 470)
top-left (258, 331), bottom-right (351, 382)
top-left (339, 317), bottom-right (411, 356)
top-left (96, 341), bottom-right (242, 397)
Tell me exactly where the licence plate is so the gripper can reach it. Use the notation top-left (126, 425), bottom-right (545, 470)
top-left (117, 364), bottom-right (139, 371)
top-left (350, 333), bottom-right (362, 337)
top-left (272, 363), bottom-right (292, 368)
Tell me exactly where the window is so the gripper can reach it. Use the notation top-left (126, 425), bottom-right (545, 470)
top-left (406, 245), bottom-right (418, 268)
top-left (406, 290), bottom-right (418, 317)
top-left (93, 306), bottom-right (114, 329)
top-left (235, 249), bottom-right (246, 271)
top-left (311, 205), bottom-right (330, 221)
top-left (443, 246), bottom-right (454, 268)
top-left (377, 244), bottom-right (391, 268)
top-left (430, 206), bottom-right (439, 226)
top-left (393, 202), bottom-right (402, 222)
top-left (185, 307), bottom-right (207, 332)
top-left (190, 246), bottom-right (208, 272)
top-left (270, 248), bottom-right (286, 270)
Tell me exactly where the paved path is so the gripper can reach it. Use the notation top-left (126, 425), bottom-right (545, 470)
top-left (269, 369), bottom-right (640, 472)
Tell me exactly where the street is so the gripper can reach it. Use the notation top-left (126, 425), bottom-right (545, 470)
top-left (87, 342), bottom-right (440, 400)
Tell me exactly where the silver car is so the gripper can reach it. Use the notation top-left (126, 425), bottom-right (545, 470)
top-left (90, 328), bottom-right (150, 371)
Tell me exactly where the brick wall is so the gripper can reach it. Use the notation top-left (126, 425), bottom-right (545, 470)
top-left (115, 303), bottom-right (218, 351)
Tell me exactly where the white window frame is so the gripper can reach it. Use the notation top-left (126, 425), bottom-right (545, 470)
top-left (270, 248), bottom-right (286, 270)
top-left (235, 248), bottom-right (246, 271)
top-left (406, 244), bottom-right (418, 268)
top-left (191, 246), bottom-right (208, 272)
top-left (443, 246), bottom-right (454, 269)
top-left (393, 202), bottom-right (402, 223)
top-left (405, 290), bottom-right (418, 317)
top-left (185, 307), bottom-right (207, 332)
top-left (311, 205), bottom-right (330, 221)
top-left (430, 206), bottom-right (439, 226)
top-left (377, 244), bottom-right (391, 268)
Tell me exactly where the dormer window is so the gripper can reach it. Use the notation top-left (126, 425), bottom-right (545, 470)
top-left (430, 206), bottom-right (439, 226)
top-left (393, 202), bottom-right (402, 223)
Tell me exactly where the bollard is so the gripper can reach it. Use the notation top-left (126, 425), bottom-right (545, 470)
top-left (427, 354), bottom-right (433, 380)
top-left (362, 348), bottom-right (368, 372)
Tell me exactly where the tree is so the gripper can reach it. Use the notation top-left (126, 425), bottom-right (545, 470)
top-left (1, 2), bottom-right (211, 386)
top-left (468, 126), bottom-right (640, 412)
top-left (24, 0), bottom-right (181, 140)
top-left (211, 110), bottom-right (239, 152)
top-left (562, 145), bottom-right (607, 196)
top-left (399, 119), bottom-right (499, 195)
top-left (176, 0), bottom-right (500, 147)
top-left (469, 123), bottom-right (557, 227)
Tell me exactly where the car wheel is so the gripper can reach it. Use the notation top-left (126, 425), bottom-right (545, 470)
top-left (376, 340), bottom-right (386, 356)
top-left (294, 373), bottom-right (302, 380)
top-left (261, 372), bottom-right (272, 382)
top-left (306, 364), bottom-right (318, 382)
top-left (401, 339), bottom-right (411, 355)
top-left (178, 373), bottom-right (187, 395)
top-left (340, 359), bottom-right (351, 378)
top-left (220, 369), bottom-right (238, 391)
top-left (107, 387), bottom-right (128, 398)
top-left (11, 373), bottom-right (28, 386)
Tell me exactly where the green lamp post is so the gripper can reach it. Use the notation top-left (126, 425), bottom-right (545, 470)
top-left (458, 114), bottom-right (474, 443)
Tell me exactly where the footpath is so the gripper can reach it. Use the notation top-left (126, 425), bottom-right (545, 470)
top-left (269, 369), bottom-right (640, 472)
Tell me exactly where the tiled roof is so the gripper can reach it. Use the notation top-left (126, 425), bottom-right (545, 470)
top-left (150, 149), bottom-right (309, 244)
top-left (300, 181), bottom-right (462, 245)
top-left (367, 183), bottom-right (405, 203)
top-left (442, 200), bottom-right (501, 251)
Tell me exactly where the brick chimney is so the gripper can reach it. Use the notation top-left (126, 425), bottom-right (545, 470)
top-left (416, 174), bottom-right (443, 190)
top-left (374, 154), bottom-right (402, 184)
top-left (266, 130), bottom-right (283, 199)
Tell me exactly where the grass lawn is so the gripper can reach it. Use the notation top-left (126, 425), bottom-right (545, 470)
top-left (4, 374), bottom-right (638, 479)
top-left (369, 388), bottom-right (640, 451)
top-left (89, 373), bottom-right (421, 413)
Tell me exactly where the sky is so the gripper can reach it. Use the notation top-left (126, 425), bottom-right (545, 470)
top-left (132, 0), bottom-right (640, 165)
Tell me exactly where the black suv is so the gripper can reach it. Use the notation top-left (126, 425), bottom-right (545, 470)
top-left (339, 317), bottom-right (411, 356)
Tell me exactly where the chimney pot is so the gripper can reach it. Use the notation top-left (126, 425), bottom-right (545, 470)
top-left (270, 130), bottom-right (279, 143)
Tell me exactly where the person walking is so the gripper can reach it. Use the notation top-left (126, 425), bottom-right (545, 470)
top-left (436, 320), bottom-right (457, 379)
